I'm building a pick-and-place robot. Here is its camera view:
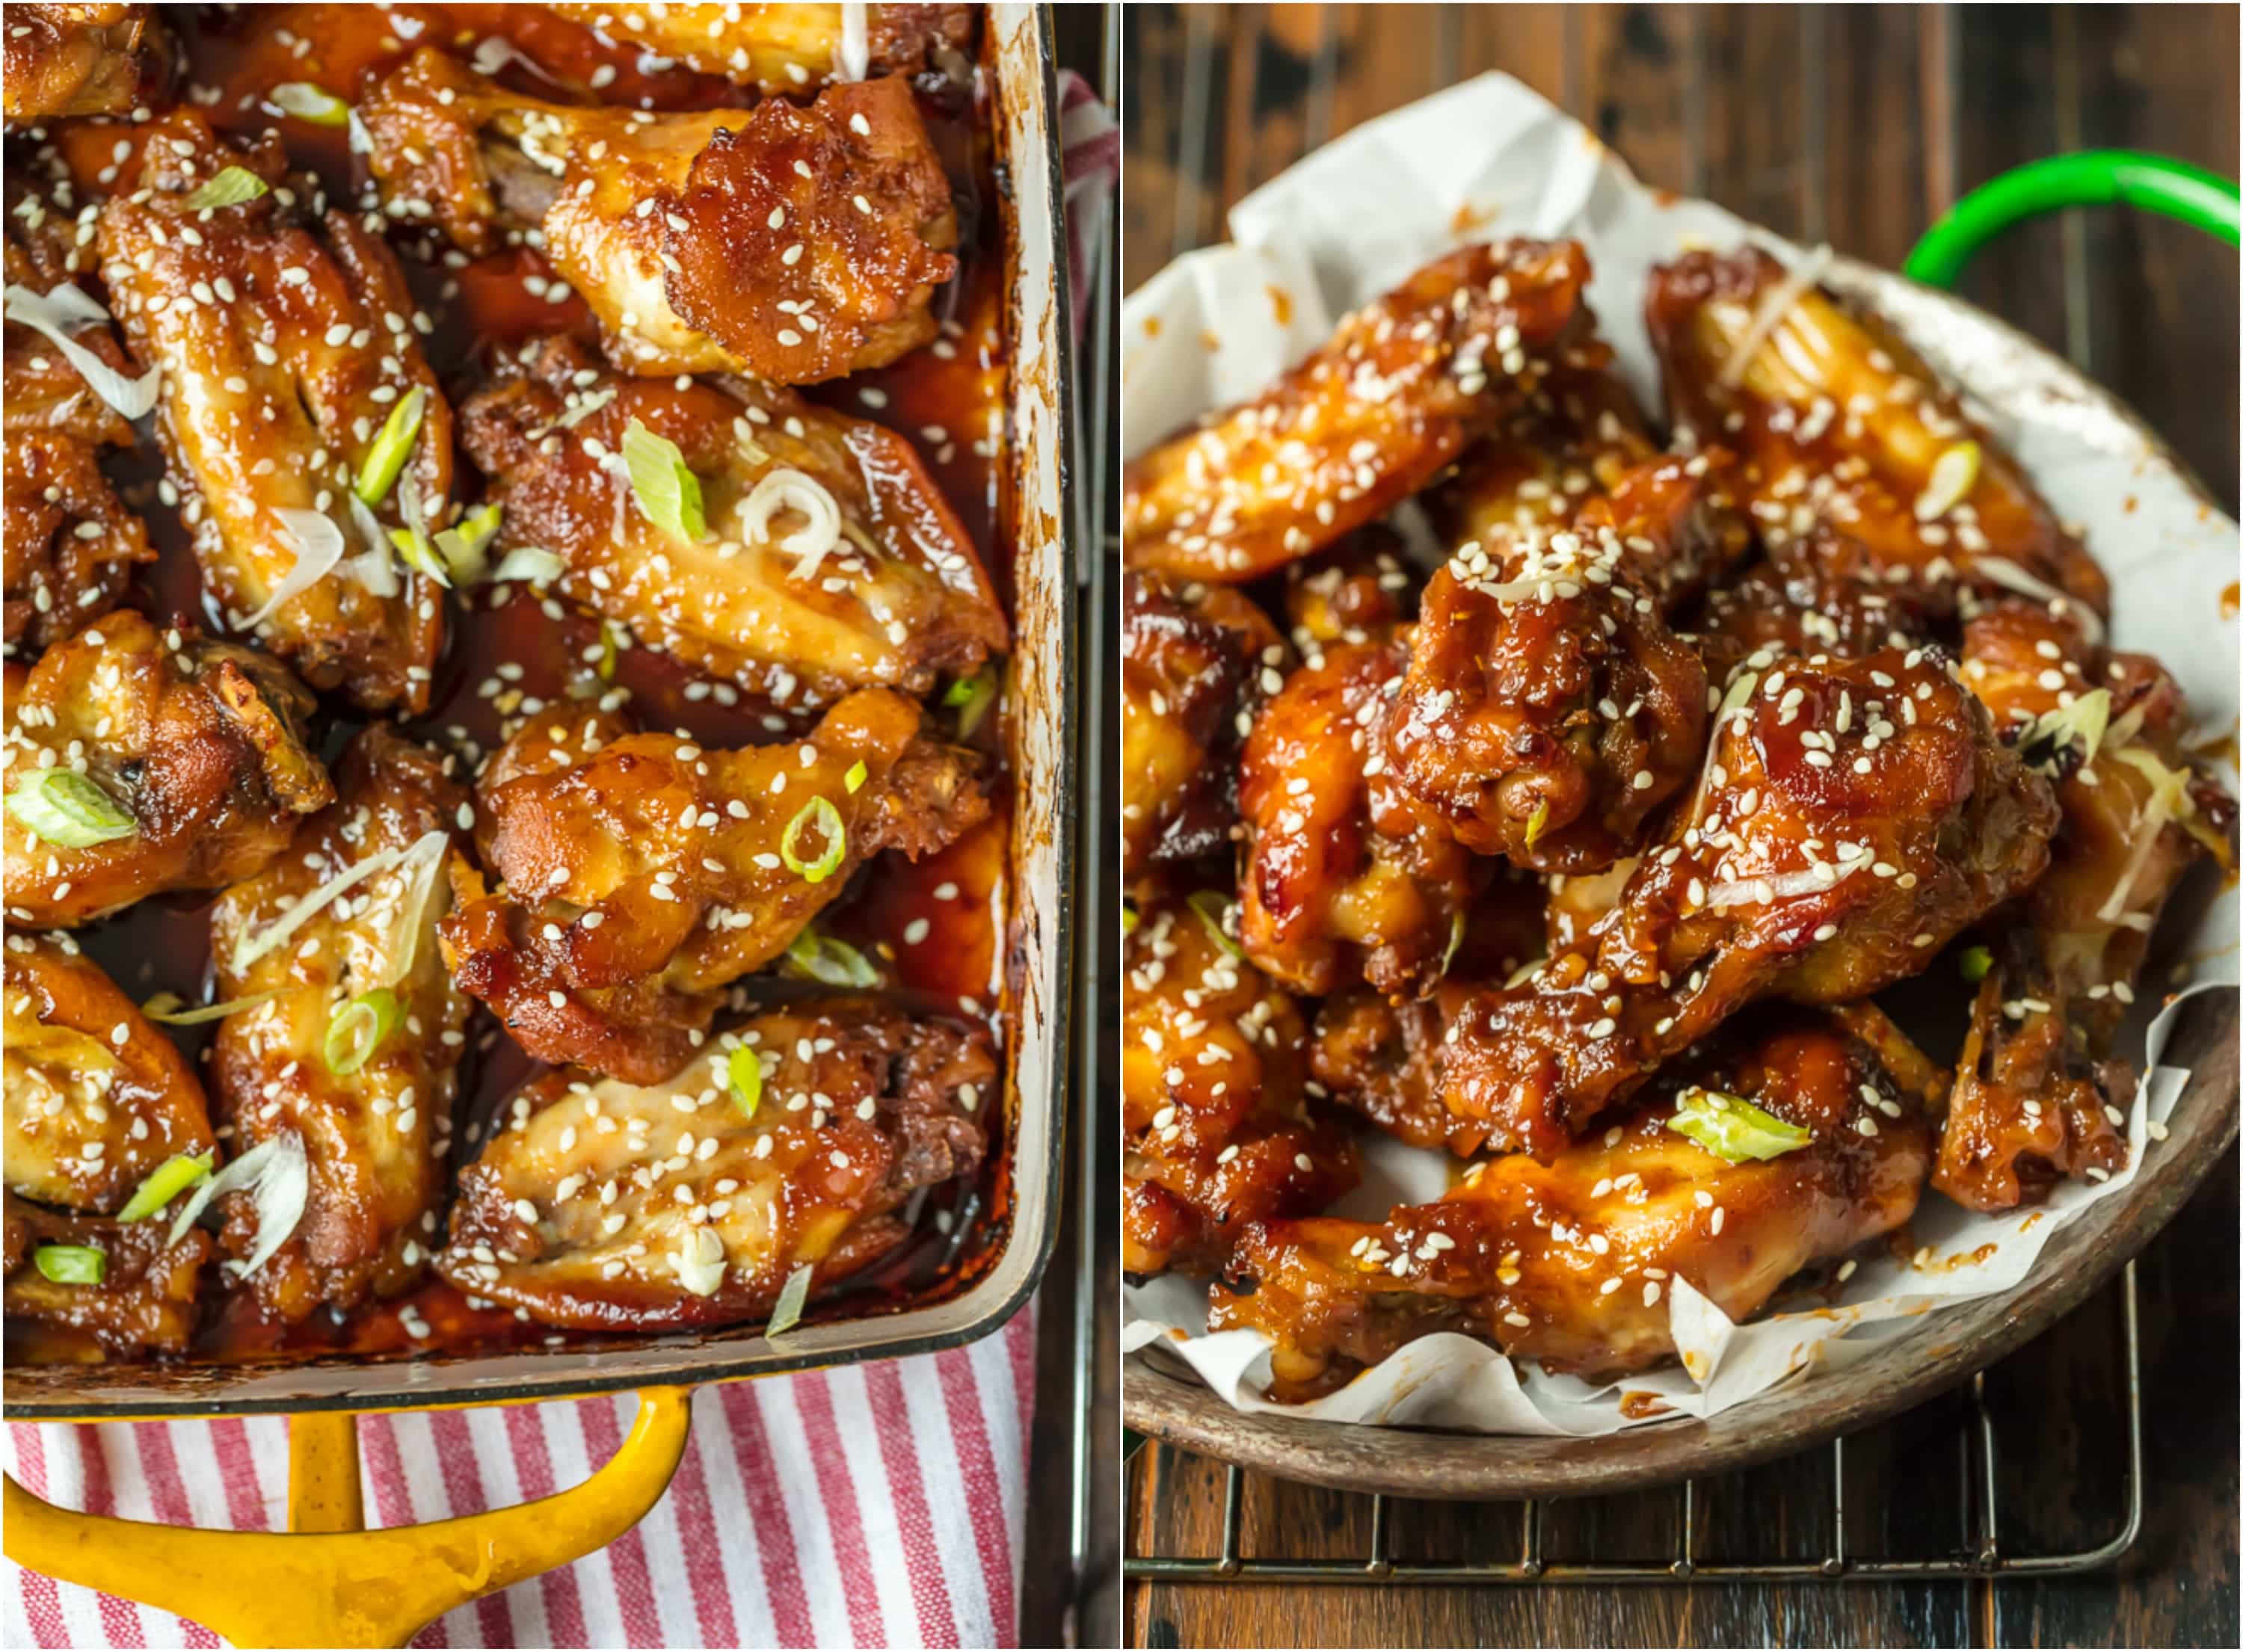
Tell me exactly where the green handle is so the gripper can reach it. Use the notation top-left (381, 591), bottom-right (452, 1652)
top-left (1905, 149), bottom-right (2239, 290)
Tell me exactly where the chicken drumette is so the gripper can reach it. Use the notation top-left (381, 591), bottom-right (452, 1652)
top-left (1, 3), bottom-right (164, 122)
top-left (1123, 896), bottom-right (1359, 1277)
top-left (440, 996), bottom-right (988, 1331)
top-left (1210, 1006), bottom-right (1938, 1399)
top-left (363, 48), bottom-right (958, 382)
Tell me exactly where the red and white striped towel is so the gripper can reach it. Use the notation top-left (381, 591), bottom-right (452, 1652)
top-left (4, 70), bottom-right (1113, 1652)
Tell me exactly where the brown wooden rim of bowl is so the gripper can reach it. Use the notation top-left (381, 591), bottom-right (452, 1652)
top-left (1125, 987), bottom-right (2236, 1502)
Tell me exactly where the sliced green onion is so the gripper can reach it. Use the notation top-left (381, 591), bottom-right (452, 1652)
top-left (182, 165), bottom-right (269, 210)
top-left (727, 1044), bottom-right (764, 1117)
top-left (2017, 687), bottom-right (2111, 776)
top-left (6, 768), bottom-right (136, 847)
top-left (354, 385), bottom-right (428, 505)
top-left (434, 502), bottom-right (504, 584)
top-left (621, 418), bottom-right (706, 543)
top-left (1913, 440), bottom-right (1981, 523)
top-left (597, 620), bottom-right (621, 681)
top-left (783, 927), bottom-right (880, 987)
top-left (33, 1244), bottom-right (105, 1285)
top-left (1665, 1085), bottom-right (1814, 1165)
top-left (779, 797), bottom-right (846, 883)
top-left (323, 988), bottom-right (402, 1076)
top-left (1439, 908), bottom-right (1467, 978)
top-left (844, 759), bottom-right (868, 795)
top-left (271, 81), bottom-right (351, 126)
top-left (765, 1261), bottom-right (814, 1340)
top-left (141, 988), bottom-right (283, 1026)
top-left (388, 526), bottom-right (452, 588)
top-left (1187, 889), bottom-right (1244, 959)
top-left (1122, 901), bottom-right (1139, 935)
top-left (943, 670), bottom-right (998, 739)
top-left (1524, 800), bottom-right (1551, 850)
top-left (1957, 945), bottom-right (1993, 984)
top-left (116, 1151), bottom-right (216, 1221)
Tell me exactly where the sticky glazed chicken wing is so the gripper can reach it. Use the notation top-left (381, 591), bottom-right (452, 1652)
top-left (4, 1192), bottom-right (209, 1358)
top-left (541, 2), bottom-right (973, 91)
top-left (203, 726), bottom-right (473, 1324)
top-left (3, 428), bottom-right (153, 656)
top-left (461, 335), bottom-right (1005, 706)
top-left (441, 692), bottom-right (988, 1083)
top-left (2, 611), bottom-right (333, 928)
top-left (1123, 897), bottom-right (1359, 1277)
top-left (96, 114), bottom-right (450, 714)
top-left (1210, 1007), bottom-right (1937, 1399)
top-left (1647, 247), bottom-right (2108, 631)
top-left (1237, 638), bottom-right (1481, 999)
top-left (440, 997), bottom-right (988, 1331)
top-left (1, 3), bottom-right (164, 122)
top-left (1439, 644), bottom-right (2058, 1156)
top-left (1122, 568), bottom-right (1286, 877)
top-left (362, 48), bottom-right (958, 382)
top-left (1123, 239), bottom-right (1592, 584)
top-left (4, 182), bottom-right (141, 451)
top-left (1935, 602), bottom-right (2236, 1209)
top-left (4, 931), bottom-right (215, 1214)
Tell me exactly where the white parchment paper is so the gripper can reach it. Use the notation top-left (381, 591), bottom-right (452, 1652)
top-left (1120, 74), bottom-right (2242, 1435)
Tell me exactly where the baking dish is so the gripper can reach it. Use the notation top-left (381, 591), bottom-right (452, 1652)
top-left (1, 4), bottom-right (1077, 1641)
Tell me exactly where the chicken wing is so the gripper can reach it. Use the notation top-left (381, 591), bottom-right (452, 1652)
top-left (204, 725), bottom-right (473, 1324)
top-left (4, 1191), bottom-right (209, 1359)
top-left (1237, 638), bottom-right (1481, 999)
top-left (1124, 896), bottom-right (1359, 1277)
top-left (1279, 528), bottom-right (1417, 657)
top-left (2, 3), bottom-right (164, 123)
top-left (2, 611), bottom-right (333, 928)
top-left (96, 114), bottom-right (449, 713)
top-left (441, 692), bottom-right (988, 1083)
top-left (1123, 239), bottom-right (1592, 584)
top-left (3, 428), bottom-right (153, 656)
top-left (362, 48), bottom-right (958, 382)
top-left (460, 334), bottom-right (1005, 706)
top-left (1648, 247), bottom-right (2108, 631)
top-left (5, 181), bottom-right (139, 450)
top-left (541, 3), bottom-right (972, 91)
top-left (1440, 644), bottom-right (2058, 1155)
top-left (1122, 568), bottom-right (1285, 877)
top-left (1424, 357), bottom-right (1659, 551)
top-left (440, 996), bottom-right (988, 1331)
top-left (1936, 602), bottom-right (2236, 1209)
top-left (4, 930), bottom-right (215, 1214)
top-left (1210, 1007), bottom-right (1936, 1399)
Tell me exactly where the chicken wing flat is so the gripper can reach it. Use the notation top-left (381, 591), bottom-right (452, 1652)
top-left (541, 3), bottom-right (972, 91)
top-left (362, 48), bottom-right (958, 382)
top-left (461, 335), bottom-right (1004, 706)
top-left (1237, 638), bottom-right (1481, 999)
top-left (205, 725), bottom-right (473, 1324)
top-left (1441, 644), bottom-right (2058, 1156)
top-left (96, 114), bottom-right (449, 714)
top-left (2, 611), bottom-right (332, 928)
top-left (4, 1191), bottom-right (209, 1359)
top-left (442, 692), bottom-right (988, 1083)
top-left (2, 4), bottom-right (164, 123)
top-left (4, 930), bottom-right (215, 1214)
top-left (1122, 568), bottom-right (1285, 877)
top-left (1648, 247), bottom-right (2108, 630)
top-left (5, 182), bottom-right (138, 450)
top-left (1384, 462), bottom-right (1717, 875)
top-left (1124, 896), bottom-right (1359, 1277)
top-left (440, 996), bottom-right (988, 1331)
top-left (1210, 1006), bottom-right (1936, 1399)
top-left (1935, 602), bottom-right (2236, 1209)
top-left (1123, 239), bottom-right (1592, 584)
top-left (3, 427), bottom-right (153, 656)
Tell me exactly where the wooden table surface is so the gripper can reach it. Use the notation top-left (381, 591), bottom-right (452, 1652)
top-left (1119, 6), bottom-right (2240, 1647)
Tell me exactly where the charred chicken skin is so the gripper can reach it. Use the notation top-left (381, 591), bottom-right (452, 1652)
top-left (1124, 896), bottom-right (1359, 1277)
top-left (441, 694), bottom-right (987, 1084)
top-left (1123, 239), bottom-right (1593, 584)
top-left (362, 47), bottom-right (958, 382)
top-left (1210, 1006), bottom-right (1937, 1399)
top-left (1935, 601), bottom-right (2236, 1209)
top-left (3, 611), bottom-right (333, 928)
top-left (440, 997), bottom-right (988, 1331)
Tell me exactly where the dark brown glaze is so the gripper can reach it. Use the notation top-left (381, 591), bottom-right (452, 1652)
top-left (1124, 240), bottom-right (1593, 584)
top-left (2, 428), bottom-right (154, 656)
top-left (1279, 528), bottom-right (1418, 657)
top-left (1210, 1007), bottom-right (1936, 1400)
top-left (1, 3), bottom-right (165, 122)
top-left (4, 176), bottom-right (138, 450)
top-left (1440, 644), bottom-right (2058, 1156)
top-left (2, 611), bottom-right (333, 928)
top-left (3, 1192), bottom-right (209, 1359)
top-left (1308, 986), bottom-right (1489, 1156)
top-left (1123, 897), bottom-right (1359, 1277)
top-left (460, 333), bottom-right (1005, 707)
top-left (440, 996), bottom-right (989, 1331)
top-left (4, 929), bottom-right (215, 1213)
